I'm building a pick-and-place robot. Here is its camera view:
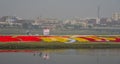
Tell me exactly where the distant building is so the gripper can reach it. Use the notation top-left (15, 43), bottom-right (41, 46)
top-left (0, 16), bottom-right (34, 28)
top-left (63, 19), bottom-right (79, 25)
top-left (63, 19), bottom-right (88, 28)
top-left (87, 19), bottom-right (97, 25)
top-left (33, 17), bottom-right (60, 30)
top-left (0, 16), bottom-right (23, 25)
top-left (100, 18), bottom-right (108, 25)
top-left (96, 18), bottom-right (100, 24)
top-left (112, 12), bottom-right (120, 21)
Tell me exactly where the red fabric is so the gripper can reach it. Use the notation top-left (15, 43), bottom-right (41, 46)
top-left (0, 36), bottom-right (20, 42)
top-left (114, 38), bottom-right (120, 42)
top-left (0, 50), bottom-right (37, 53)
top-left (15, 36), bottom-right (41, 42)
top-left (0, 35), bottom-right (120, 42)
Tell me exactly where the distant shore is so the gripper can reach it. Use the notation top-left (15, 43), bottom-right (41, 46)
top-left (0, 42), bottom-right (120, 49)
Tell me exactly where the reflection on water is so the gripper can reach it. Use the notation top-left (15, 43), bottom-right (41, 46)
top-left (33, 52), bottom-right (49, 60)
top-left (0, 49), bottom-right (120, 64)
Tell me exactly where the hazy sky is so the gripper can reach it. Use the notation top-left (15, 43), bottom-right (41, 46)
top-left (0, 0), bottom-right (120, 19)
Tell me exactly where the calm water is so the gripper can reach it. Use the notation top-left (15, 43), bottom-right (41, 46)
top-left (0, 49), bottom-right (120, 64)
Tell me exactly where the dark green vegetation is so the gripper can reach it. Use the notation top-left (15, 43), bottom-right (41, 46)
top-left (0, 28), bottom-right (120, 35)
top-left (0, 42), bottom-right (120, 49)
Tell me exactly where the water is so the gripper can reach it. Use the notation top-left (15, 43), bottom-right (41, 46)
top-left (0, 49), bottom-right (120, 64)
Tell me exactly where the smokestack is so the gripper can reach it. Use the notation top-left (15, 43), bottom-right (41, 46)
top-left (96, 6), bottom-right (100, 24)
top-left (97, 6), bottom-right (100, 19)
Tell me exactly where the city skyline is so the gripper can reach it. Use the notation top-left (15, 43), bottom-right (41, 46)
top-left (0, 0), bottom-right (120, 19)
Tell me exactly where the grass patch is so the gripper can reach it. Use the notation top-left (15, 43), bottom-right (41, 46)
top-left (0, 42), bottom-right (120, 49)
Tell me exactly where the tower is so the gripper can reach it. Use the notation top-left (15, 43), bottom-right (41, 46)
top-left (97, 6), bottom-right (100, 19)
top-left (96, 6), bottom-right (100, 24)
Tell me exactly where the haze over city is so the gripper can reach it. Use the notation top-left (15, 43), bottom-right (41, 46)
top-left (0, 0), bottom-right (120, 19)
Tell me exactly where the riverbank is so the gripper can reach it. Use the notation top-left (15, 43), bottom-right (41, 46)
top-left (0, 42), bottom-right (120, 49)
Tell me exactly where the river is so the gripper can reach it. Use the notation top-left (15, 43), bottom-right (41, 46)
top-left (0, 49), bottom-right (120, 64)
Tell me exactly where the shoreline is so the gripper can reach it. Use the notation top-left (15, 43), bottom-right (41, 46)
top-left (0, 42), bottom-right (120, 49)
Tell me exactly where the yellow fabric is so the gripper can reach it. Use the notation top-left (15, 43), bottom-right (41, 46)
top-left (41, 37), bottom-right (53, 42)
top-left (103, 37), bottom-right (116, 41)
top-left (55, 37), bottom-right (69, 42)
top-left (74, 38), bottom-right (89, 42)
